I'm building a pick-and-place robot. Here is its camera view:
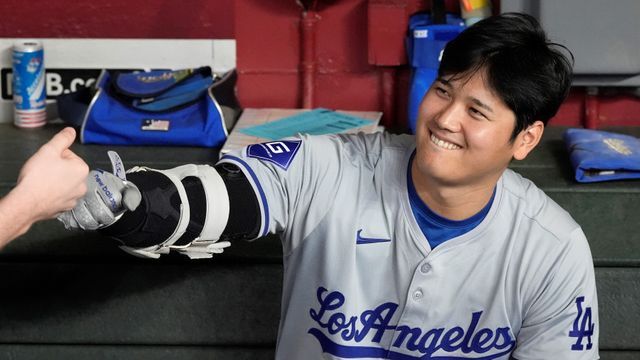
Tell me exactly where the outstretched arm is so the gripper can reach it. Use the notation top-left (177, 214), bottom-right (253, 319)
top-left (0, 127), bottom-right (89, 249)
top-left (59, 153), bottom-right (260, 259)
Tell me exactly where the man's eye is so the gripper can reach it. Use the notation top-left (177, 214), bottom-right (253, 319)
top-left (435, 87), bottom-right (449, 97)
top-left (469, 107), bottom-right (486, 119)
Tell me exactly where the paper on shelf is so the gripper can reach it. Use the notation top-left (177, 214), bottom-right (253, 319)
top-left (220, 108), bottom-right (382, 155)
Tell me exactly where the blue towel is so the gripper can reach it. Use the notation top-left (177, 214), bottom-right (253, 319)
top-left (564, 128), bottom-right (640, 183)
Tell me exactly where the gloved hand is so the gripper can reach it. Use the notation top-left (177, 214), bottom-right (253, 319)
top-left (58, 151), bottom-right (142, 230)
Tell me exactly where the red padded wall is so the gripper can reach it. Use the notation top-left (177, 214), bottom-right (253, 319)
top-left (235, 0), bottom-right (640, 129)
top-left (1, 0), bottom-right (636, 129)
top-left (0, 0), bottom-right (234, 39)
top-left (236, 0), bottom-right (403, 127)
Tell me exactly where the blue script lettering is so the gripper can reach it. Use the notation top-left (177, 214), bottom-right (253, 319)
top-left (310, 287), bottom-right (396, 342)
top-left (471, 328), bottom-right (494, 353)
top-left (391, 311), bottom-right (515, 357)
top-left (441, 326), bottom-right (465, 351)
top-left (93, 174), bottom-right (117, 210)
top-left (354, 304), bottom-right (398, 342)
top-left (308, 287), bottom-right (516, 359)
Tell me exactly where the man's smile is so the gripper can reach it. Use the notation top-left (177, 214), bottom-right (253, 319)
top-left (429, 132), bottom-right (462, 150)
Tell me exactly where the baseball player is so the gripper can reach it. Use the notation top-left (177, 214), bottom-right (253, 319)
top-left (60, 13), bottom-right (598, 359)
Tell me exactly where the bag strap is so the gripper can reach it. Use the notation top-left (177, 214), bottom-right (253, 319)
top-left (108, 67), bottom-right (214, 112)
top-left (112, 67), bottom-right (212, 99)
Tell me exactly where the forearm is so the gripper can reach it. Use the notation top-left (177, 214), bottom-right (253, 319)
top-left (99, 162), bottom-right (261, 257)
top-left (216, 162), bottom-right (261, 241)
top-left (0, 186), bottom-right (38, 248)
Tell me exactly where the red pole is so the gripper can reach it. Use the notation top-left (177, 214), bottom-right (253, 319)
top-left (584, 87), bottom-right (599, 129)
top-left (301, 10), bottom-right (319, 109)
top-left (381, 67), bottom-right (397, 129)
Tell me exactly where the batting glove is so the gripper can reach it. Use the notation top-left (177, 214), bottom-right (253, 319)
top-left (58, 151), bottom-right (142, 230)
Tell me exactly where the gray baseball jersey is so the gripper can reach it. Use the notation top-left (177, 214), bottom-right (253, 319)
top-left (219, 132), bottom-right (599, 360)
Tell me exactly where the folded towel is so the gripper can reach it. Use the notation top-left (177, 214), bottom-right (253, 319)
top-left (563, 128), bottom-right (640, 183)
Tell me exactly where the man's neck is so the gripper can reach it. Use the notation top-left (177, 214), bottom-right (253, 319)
top-left (411, 162), bottom-right (500, 221)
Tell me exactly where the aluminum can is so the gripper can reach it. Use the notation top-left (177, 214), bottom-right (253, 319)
top-left (12, 40), bottom-right (46, 128)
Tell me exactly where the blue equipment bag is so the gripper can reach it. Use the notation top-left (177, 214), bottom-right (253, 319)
top-left (564, 128), bottom-right (640, 183)
top-left (58, 67), bottom-right (228, 147)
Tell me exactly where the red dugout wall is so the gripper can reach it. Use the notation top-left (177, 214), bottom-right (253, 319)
top-left (0, 0), bottom-right (234, 39)
top-left (0, 0), bottom-right (638, 130)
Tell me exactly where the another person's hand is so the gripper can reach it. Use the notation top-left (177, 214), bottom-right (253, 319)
top-left (15, 127), bottom-right (89, 222)
top-left (0, 127), bottom-right (89, 248)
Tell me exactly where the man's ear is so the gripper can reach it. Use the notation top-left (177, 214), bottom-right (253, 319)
top-left (513, 121), bottom-right (544, 161)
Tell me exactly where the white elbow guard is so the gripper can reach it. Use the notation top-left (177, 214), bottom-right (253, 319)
top-left (111, 164), bottom-right (231, 259)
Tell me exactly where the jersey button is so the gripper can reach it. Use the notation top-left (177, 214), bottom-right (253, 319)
top-left (413, 289), bottom-right (424, 301)
top-left (420, 263), bottom-right (431, 274)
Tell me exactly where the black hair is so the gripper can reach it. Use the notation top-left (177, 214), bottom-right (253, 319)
top-left (438, 13), bottom-right (574, 140)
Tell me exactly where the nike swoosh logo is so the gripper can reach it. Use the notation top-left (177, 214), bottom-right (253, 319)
top-left (356, 229), bottom-right (391, 245)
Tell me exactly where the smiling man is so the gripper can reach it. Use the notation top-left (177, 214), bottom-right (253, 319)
top-left (61, 13), bottom-right (598, 360)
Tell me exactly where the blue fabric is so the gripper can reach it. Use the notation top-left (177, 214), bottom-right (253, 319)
top-left (115, 68), bottom-right (207, 97)
top-left (406, 13), bottom-right (465, 134)
top-left (115, 69), bottom-right (213, 112)
top-left (564, 128), bottom-right (640, 183)
top-left (79, 68), bottom-right (227, 147)
top-left (132, 82), bottom-right (209, 112)
top-left (407, 154), bottom-right (495, 249)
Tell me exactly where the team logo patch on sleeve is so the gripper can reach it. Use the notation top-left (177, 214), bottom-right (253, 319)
top-left (569, 296), bottom-right (595, 351)
top-left (247, 140), bottom-right (302, 170)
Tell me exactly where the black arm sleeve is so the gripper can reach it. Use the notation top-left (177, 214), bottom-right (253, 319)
top-left (216, 162), bottom-right (261, 241)
top-left (100, 170), bottom-right (182, 248)
top-left (100, 163), bottom-right (261, 248)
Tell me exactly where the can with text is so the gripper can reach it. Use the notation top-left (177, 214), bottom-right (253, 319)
top-left (12, 40), bottom-right (46, 128)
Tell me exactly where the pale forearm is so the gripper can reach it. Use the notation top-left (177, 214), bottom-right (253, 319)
top-left (0, 185), bottom-right (38, 248)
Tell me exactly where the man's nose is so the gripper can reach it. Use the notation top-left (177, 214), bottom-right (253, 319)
top-left (434, 103), bottom-right (462, 132)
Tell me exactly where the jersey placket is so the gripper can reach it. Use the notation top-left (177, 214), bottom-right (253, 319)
top-left (385, 256), bottom-right (436, 357)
